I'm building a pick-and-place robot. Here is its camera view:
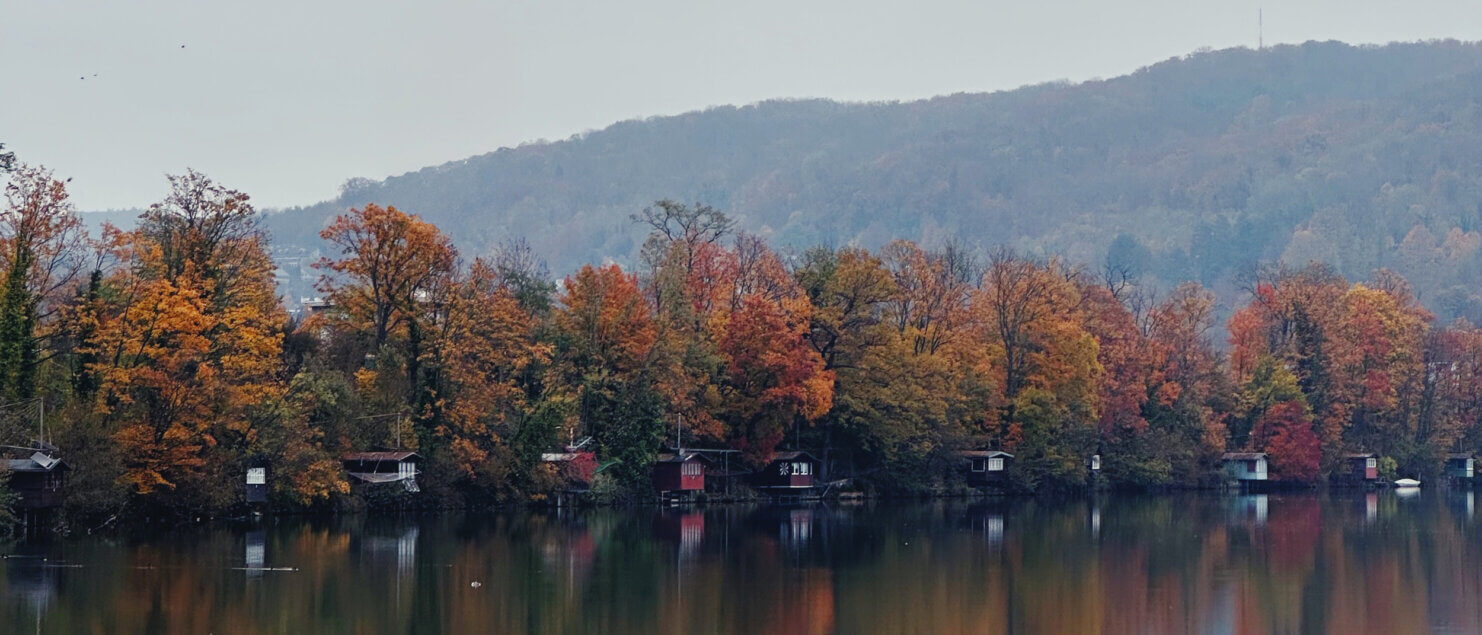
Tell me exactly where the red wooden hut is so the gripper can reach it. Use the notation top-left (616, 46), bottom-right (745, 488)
top-left (653, 450), bottom-right (705, 499)
top-left (1338, 452), bottom-right (1378, 485)
top-left (540, 450), bottom-right (598, 491)
top-left (751, 451), bottom-right (821, 495)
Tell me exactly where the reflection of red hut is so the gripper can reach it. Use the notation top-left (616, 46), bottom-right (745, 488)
top-left (653, 451), bottom-right (705, 498)
top-left (654, 511), bottom-right (705, 554)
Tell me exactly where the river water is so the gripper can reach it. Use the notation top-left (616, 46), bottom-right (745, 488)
top-left (0, 491), bottom-right (1478, 634)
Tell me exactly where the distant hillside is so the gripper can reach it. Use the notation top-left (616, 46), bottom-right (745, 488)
top-left (262, 40), bottom-right (1482, 322)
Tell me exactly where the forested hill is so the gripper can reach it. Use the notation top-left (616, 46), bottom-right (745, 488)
top-left (266, 40), bottom-right (1482, 322)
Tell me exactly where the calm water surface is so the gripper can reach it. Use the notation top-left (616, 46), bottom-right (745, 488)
top-left (2, 491), bottom-right (1480, 634)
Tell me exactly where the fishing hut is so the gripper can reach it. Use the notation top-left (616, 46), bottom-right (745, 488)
top-left (1222, 452), bottom-right (1269, 485)
top-left (960, 450), bottom-right (1013, 488)
top-left (4, 450), bottom-right (68, 512)
top-left (0, 398), bottom-right (68, 528)
top-left (1335, 452), bottom-right (1379, 486)
top-left (752, 451), bottom-right (821, 498)
top-left (1447, 453), bottom-right (1475, 482)
top-left (245, 455), bottom-right (270, 503)
top-left (653, 450), bottom-right (706, 502)
top-left (540, 443), bottom-right (597, 506)
top-left (342, 451), bottom-right (421, 492)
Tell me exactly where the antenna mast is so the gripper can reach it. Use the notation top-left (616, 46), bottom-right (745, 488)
top-left (1259, 9), bottom-right (1264, 50)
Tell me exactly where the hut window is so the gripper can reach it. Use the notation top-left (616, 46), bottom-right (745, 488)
top-left (988, 458), bottom-right (1004, 471)
top-left (1366, 458), bottom-right (1377, 469)
top-left (1090, 455), bottom-right (1101, 471)
top-left (1247, 460), bottom-right (1257, 473)
top-left (793, 462), bottom-right (811, 475)
top-left (972, 458), bottom-right (987, 472)
top-left (398, 461), bottom-right (415, 478)
top-left (246, 467), bottom-right (266, 485)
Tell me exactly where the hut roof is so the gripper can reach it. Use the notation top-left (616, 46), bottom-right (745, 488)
top-left (771, 450), bottom-right (820, 463)
top-left (4, 453), bottom-right (67, 473)
top-left (1447, 453), bottom-right (1474, 460)
top-left (1222, 452), bottom-right (1267, 461)
top-left (1343, 452), bottom-right (1377, 459)
top-left (959, 450), bottom-right (1014, 459)
top-left (344, 451), bottom-right (419, 462)
top-left (655, 451), bottom-right (703, 463)
top-left (347, 471), bottom-right (413, 484)
top-left (540, 452), bottom-right (593, 463)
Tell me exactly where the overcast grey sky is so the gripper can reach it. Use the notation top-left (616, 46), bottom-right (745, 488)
top-left (4, 0), bottom-right (1481, 211)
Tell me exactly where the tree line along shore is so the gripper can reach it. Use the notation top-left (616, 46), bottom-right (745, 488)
top-left (2, 162), bottom-right (1480, 531)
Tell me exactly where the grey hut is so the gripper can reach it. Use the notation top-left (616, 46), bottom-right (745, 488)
top-left (343, 451), bottom-right (422, 493)
top-left (1222, 452), bottom-right (1269, 482)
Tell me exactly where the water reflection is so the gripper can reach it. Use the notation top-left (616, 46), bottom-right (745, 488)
top-left (2, 493), bottom-right (1482, 633)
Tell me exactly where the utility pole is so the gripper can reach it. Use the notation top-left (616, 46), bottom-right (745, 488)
top-left (1259, 8), bottom-right (1264, 50)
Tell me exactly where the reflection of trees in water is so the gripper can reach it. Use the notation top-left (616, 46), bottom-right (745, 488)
top-left (3, 496), bottom-right (1482, 632)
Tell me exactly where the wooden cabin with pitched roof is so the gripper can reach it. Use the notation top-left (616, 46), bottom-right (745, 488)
top-left (1335, 452), bottom-right (1378, 485)
top-left (3, 451), bottom-right (68, 510)
top-left (751, 451), bottom-right (821, 494)
top-left (1447, 453), bottom-right (1475, 481)
top-left (653, 450), bottom-right (706, 499)
top-left (1222, 452), bottom-right (1269, 482)
top-left (959, 450), bottom-right (1013, 488)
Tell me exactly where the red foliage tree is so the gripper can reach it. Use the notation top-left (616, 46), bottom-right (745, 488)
top-left (1256, 400), bottom-right (1321, 482)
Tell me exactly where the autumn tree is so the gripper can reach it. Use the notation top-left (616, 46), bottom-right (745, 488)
top-left (0, 164), bottom-right (86, 402)
top-left (1254, 400), bottom-right (1321, 482)
top-left (973, 250), bottom-right (1100, 489)
top-left (422, 259), bottom-right (550, 490)
top-left (881, 240), bottom-right (975, 356)
top-left (317, 203), bottom-right (456, 350)
top-left (552, 263), bottom-right (663, 489)
top-left (1331, 281), bottom-right (1430, 466)
top-left (87, 171), bottom-right (286, 504)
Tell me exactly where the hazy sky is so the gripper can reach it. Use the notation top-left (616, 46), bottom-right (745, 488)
top-left (5, 0), bottom-right (1482, 211)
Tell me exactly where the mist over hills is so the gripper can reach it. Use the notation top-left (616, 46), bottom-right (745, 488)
top-left (252, 40), bottom-right (1482, 322)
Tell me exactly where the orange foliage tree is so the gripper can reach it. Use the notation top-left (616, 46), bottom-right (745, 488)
top-left (88, 172), bottom-right (286, 503)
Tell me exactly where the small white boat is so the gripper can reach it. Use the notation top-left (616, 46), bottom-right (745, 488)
top-left (1395, 478), bottom-right (1421, 488)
